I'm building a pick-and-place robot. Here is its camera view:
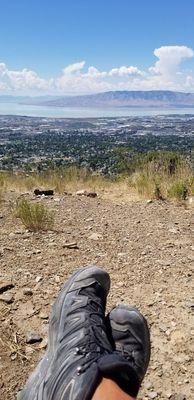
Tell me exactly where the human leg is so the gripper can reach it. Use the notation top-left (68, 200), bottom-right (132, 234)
top-left (92, 378), bottom-right (136, 400)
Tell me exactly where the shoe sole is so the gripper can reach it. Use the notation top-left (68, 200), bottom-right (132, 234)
top-left (19, 265), bottom-right (110, 400)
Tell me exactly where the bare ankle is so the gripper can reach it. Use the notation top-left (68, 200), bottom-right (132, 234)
top-left (92, 378), bottom-right (136, 400)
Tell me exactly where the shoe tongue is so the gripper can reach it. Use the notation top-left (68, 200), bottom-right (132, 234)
top-left (98, 353), bottom-right (140, 398)
top-left (80, 282), bottom-right (106, 305)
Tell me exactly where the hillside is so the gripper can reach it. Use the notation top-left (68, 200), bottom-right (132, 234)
top-left (1, 90), bottom-right (194, 108)
top-left (0, 188), bottom-right (193, 400)
top-left (39, 90), bottom-right (194, 108)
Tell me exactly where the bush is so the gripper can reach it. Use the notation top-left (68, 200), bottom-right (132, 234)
top-left (153, 182), bottom-right (163, 200)
top-left (168, 180), bottom-right (189, 200)
top-left (15, 199), bottom-right (54, 231)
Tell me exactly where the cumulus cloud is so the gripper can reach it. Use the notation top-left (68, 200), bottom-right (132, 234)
top-left (62, 61), bottom-right (86, 75)
top-left (0, 45), bottom-right (194, 95)
top-left (150, 45), bottom-right (194, 76)
top-left (109, 66), bottom-right (143, 77)
top-left (0, 63), bottom-right (51, 92)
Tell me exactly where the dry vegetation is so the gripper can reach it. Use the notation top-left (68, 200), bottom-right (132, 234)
top-left (0, 152), bottom-right (193, 203)
top-left (14, 199), bottom-right (54, 232)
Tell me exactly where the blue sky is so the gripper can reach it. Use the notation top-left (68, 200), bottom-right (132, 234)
top-left (0, 0), bottom-right (194, 95)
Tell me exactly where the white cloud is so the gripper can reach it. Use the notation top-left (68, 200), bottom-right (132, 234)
top-left (0, 63), bottom-right (51, 92)
top-left (109, 66), bottom-right (143, 77)
top-left (0, 45), bottom-right (194, 95)
top-left (62, 61), bottom-right (86, 75)
top-left (150, 45), bottom-right (194, 76)
top-left (0, 63), bottom-right (7, 75)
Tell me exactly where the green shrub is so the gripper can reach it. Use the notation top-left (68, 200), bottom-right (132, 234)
top-left (168, 180), bottom-right (189, 200)
top-left (15, 199), bottom-right (54, 231)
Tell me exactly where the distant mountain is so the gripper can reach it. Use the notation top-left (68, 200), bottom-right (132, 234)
top-left (1, 91), bottom-right (194, 108)
top-left (0, 95), bottom-right (30, 103)
top-left (38, 90), bottom-right (194, 108)
top-left (0, 95), bottom-right (59, 104)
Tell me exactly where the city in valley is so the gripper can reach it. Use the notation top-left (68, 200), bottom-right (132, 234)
top-left (0, 114), bottom-right (193, 173)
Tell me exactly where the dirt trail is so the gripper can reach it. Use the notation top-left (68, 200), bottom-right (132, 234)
top-left (0, 193), bottom-right (193, 399)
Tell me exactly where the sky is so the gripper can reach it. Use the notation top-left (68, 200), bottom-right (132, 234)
top-left (0, 0), bottom-right (194, 95)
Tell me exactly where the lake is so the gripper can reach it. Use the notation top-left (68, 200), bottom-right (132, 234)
top-left (0, 102), bottom-right (194, 118)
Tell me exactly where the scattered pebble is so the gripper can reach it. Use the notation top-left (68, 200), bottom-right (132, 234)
top-left (0, 292), bottom-right (14, 304)
top-left (26, 332), bottom-right (43, 344)
top-left (62, 242), bottom-right (79, 249)
top-left (0, 280), bottom-right (14, 294)
top-left (23, 288), bottom-right (33, 296)
top-left (88, 233), bottom-right (102, 240)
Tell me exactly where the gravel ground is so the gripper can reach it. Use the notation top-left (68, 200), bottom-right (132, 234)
top-left (0, 192), bottom-right (193, 399)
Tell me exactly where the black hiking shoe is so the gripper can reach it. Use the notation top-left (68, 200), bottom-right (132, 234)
top-left (19, 266), bottom-right (112, 400)
top-left (106, 304), bottom-right (151, 398)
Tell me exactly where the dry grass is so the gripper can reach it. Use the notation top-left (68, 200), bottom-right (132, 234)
top-left (130, 157), bottom-right (193, 200)
top-left (0, 167), bottom-right (113, 194)
top-left (14, 199), bottom-right (54, 232)
top-left (0, 157), bottom-right (193, 203)
top-left (0, 174), bottom-right (5, 205)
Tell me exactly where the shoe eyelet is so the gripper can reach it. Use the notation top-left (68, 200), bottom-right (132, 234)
top-left (77, 366), bottom-right (82, 375)
top-left (75, 347), bottom-right (80, 355)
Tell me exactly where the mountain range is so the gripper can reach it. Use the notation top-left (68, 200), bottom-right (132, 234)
top-left (1, 91), bottom-right (194, 108)
top-left (25, 90), bottom-right (194, 108)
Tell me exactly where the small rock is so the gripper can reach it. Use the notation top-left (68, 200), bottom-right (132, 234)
top-left (0, 279), bottom-right (14, 294)
top-left (118, 253), bottom-right (127, 258)
top-left (26, 332), bottom-right (43, 344)
top-left (34, 189), bottom-right (54, 196)
top-left (85, 218), bottom-right (94, 222)
top-left (75, 190), bottom-right (97, 197)
top-left (9, 232), bottom-right (16, 239)
top-left (39, 311), bottom-right (48, 319)
top-left (76, 190), bottom-right (87, 196)
top-left (35, 276), bottom-right (43, 283)
top-left (148, 392), bottom-right (158, 399)
top-left (33, 249), bottom-right (41, 254)
top-left (62, 242), bottom-right (79, 249)
top-left (146, 199), bottom-right (153, 204)
top-left (170, 395), bottom-right (186, 400)
top-left (10, 353), bottom-right (17, 361)
top-left (23, 288), bottom-right (33, 296)
top-left (187, 255), bottom-right (194, 261)
top-left (88, 233), bottom-right (103, 240)
top-left (86, 192), bottom-right (97, 198)
top-left (0, 292), bottom-right (14, 304)
top-left (144, 382), bottom-right (152, 390)
top-left (168, 227), bottom-right (179, 234)
top-left (38, 337), bottom-right (48, 349)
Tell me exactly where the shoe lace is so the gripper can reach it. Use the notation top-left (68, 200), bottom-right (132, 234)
top-left (117, 343), bottom-right (142, 370)
top-left (121, 348), bottom-right (134, 363)
top-left (73, 296), bottom-right (110, 374)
